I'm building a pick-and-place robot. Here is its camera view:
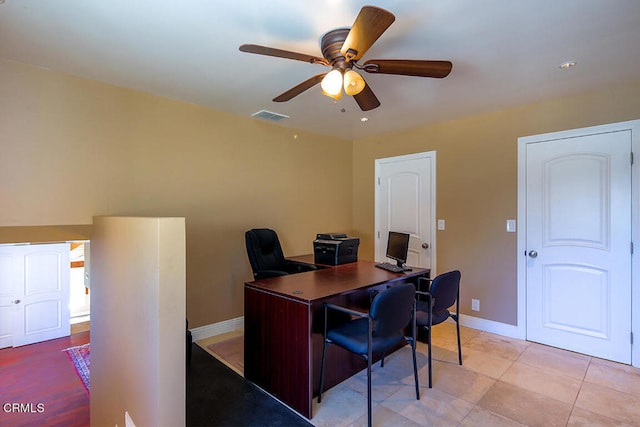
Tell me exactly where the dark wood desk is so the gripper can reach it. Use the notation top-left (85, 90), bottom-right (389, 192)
top-left (244, 258), bottom-right (429, 419)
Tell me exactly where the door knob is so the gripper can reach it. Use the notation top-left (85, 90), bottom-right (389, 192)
top-left (528, 250), bottom-right (538, 258)
top-left (422, 243), bottom-right (429, 249)
top-left (12, 299), bottom-right (21, 304)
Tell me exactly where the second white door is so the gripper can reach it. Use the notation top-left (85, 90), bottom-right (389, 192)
top-left (375, 152), bottom-right (436, 271)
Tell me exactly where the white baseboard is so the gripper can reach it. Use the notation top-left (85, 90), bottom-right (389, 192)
top-left (189, 316), bottom-right (244, 342)
top-left (190, 314), bottom-right (523, 343)
top-left (459, 313), bottom-right (525, 340)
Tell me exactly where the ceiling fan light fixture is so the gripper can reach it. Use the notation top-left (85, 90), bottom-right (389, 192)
top-left (321, 88), bottom-right (342, 100)
top-left (321, 69), bottom-right (343, 97)
top-left (240, 6), bottom-right (452, 111)
top-left (343, 70), bottom-right (365, 96)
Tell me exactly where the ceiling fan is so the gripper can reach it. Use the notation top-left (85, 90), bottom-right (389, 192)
top-left (239, 5), bottom-right (452, 111)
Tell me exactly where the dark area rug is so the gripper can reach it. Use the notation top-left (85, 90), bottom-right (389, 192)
top-left (187, 344), bottom-right (313, 427)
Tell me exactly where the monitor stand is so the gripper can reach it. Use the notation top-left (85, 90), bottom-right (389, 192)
top-left (396, 261), bottom-right (412, 272)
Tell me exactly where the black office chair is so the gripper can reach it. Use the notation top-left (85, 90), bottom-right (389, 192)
top-left (245, 228), bottom-right (317, 280)
top-left (415, 270), bottom-right (462, 388)
top-left (318, 282), bottom-right (420, 427)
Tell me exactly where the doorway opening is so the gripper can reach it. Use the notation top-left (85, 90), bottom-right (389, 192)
top-left (70, 241), bottom-right (90, 326)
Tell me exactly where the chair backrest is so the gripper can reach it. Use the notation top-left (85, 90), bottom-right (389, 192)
top-left (245, 228), bottom-right (286, 274)
top-left (430, 270), bottom-right (461, 313)
top-left (370, 282), bottom-right (416, 337)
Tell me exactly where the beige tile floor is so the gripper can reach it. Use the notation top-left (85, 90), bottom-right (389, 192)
top-left (198, 324), bottom-right (640, 426)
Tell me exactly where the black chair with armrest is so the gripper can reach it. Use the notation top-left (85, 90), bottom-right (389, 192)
top-left (415, 269), bottom-right (462, 388)
top-left (245, 228), bottom-right (318, 280)
top-left (318, 282), bottom-right (420, 427)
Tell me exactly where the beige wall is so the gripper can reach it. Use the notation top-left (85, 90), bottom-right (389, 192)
top-left (0, 59), bottom-right (353, 328)
top-left (90, 216), bottom-right (185, 427)
top-left (352, 77), bottom-right (640, 325)
top-left (3, 57), bottom-right (640, 329)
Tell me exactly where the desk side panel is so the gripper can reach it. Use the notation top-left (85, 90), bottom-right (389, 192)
top-left (244, 286), bottom-right (312, 418)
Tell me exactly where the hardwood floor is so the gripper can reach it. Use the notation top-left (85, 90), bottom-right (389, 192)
top-left (0, 331), bottom-right (90, 427)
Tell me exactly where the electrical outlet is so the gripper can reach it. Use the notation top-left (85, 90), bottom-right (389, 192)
top-left (471, 299), bottom-right (480, 311)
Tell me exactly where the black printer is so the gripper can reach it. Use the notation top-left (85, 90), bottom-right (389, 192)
top-left (313, 233), bottom-right (360, 265)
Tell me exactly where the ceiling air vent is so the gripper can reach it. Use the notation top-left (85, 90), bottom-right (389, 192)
top-left (251, 110), bottom-right (290, 122)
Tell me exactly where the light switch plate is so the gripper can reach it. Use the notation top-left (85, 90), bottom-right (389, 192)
top-left (437, 219), bottom-right (445, 230)
top-left (506, 219), bottom-right (516, 232)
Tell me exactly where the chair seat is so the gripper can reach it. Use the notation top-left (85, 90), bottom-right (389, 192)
top-left (415, 301), bottom-right (450, 326)
top-left (327, 317), bottom-right (405, 356)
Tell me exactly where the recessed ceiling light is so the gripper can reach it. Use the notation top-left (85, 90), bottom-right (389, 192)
top-left (559, 61), bottom-right (577, 69)
top-left (360, 117), bottom-right (369, 122)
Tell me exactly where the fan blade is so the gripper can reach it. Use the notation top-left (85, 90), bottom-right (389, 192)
top-left (239, 44), bottom-right (329, 66)
top-left (353, 81), bottom-right (381, 111)
top-left (363, 59), bottom-right (453, 78)
top-left (341, 6), bottom-right (395, 61)
top-left (273, 73), bottom-right (327, 102)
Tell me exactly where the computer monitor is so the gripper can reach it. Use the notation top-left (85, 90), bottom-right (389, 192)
top-left (386, 231), bottom-right (410, 268)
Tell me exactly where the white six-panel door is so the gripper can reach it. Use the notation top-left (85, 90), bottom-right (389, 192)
top-left (524, 130), bottom-right (632, 363)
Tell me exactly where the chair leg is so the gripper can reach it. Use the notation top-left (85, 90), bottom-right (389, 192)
top-left (455, 316), bottom-right (462, 365)
top-left (411, 338), bottom-right (420, 400)
top-left (366, 356), bottom-right (372, 427)
top-left (380, 352), bottom-right (385, 368)
top-left (318, 339), bottom-right (329, 403)
top-left (427, 326), bottom-right (433, 388)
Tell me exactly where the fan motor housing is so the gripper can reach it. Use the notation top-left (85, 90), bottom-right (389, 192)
top-left (320, 28), bottom-right (350, 67)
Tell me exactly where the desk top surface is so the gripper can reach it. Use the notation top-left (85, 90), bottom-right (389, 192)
top-left (245, 256), bottom-right (429, 303)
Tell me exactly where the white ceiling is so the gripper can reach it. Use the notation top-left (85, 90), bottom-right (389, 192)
top-left (2, 0), bottom-right (640, 139)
